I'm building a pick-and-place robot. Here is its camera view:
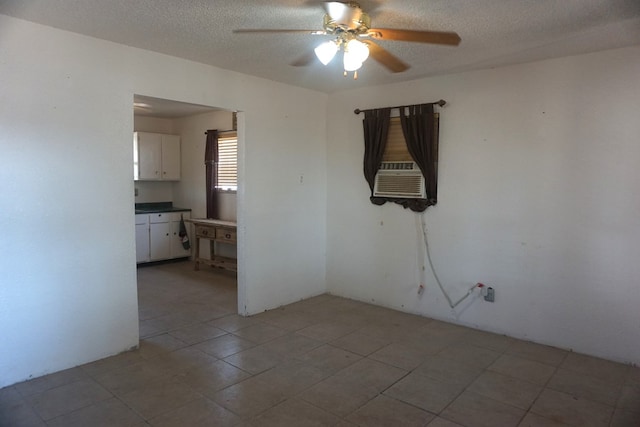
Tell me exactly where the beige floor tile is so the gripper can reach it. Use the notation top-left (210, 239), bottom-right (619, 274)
top-left (295, 344), bottom-right (361, 374)
top-left (296, 321), bottom-right (360, 342)
top-left (547, 368), bottom-right (622, 406)
top-left (118, 378), bottom-right (201, 420)
top-left (25, 380), bottom-right (112, 421)
top-left (139, 312), bottom-right (198, 338)
top-left (232, 323), bottom-right (289, 344)
top-left (560, 352), bottom-right (629, 386)
top-left (46, 397), bottom-right (146, 427)
top-left (13, 262), bottom-right (638, 427)
top-left (437, 342), bottom-right (502, 369)
top-left (334, 358), bottom-right (408, 392)
top-left (440, 390), bottom-right (525, 427)
top-left (421, 320), bottom-right (469, 341)
top-left (224, 345), bottom-right (290, 374)
top-left (176, 359), bottom-right (252, 397)
top-left (195, 334), bottom-right (256, 359)
top-left (149, 397), bottom-right (242, 427)
top-left (212, 376), bottom-right (288, 418)
top-left (488, 354), bottom-right (556, 386)
top-left (369, 342), bottom-right (433, 370)
top-left (145, 346), bottom-right (219, 374)
top-left (260, 333), bottom-right (323, 357)
top-left (298, 376), bottom-right (379, 417)
top-left (138, 334), bottom-right (188, 359)
top-left (253, 359), bottom-right (329, 396)
top-left (14, 367), bottom-right (89, 397)
top-left (168, 323), bottom-right (227, 344)
top-left (530, 388), bottom-right (614, 427)
top-left (413, 355), bottom-right (483, 387)
top-left (250, 398), bottom-right (341, 427)
top-left (0, 387), bottom-right (46, 427)
top-left (617, 381), bottom-right (640, 411)
top-left (627, 366), bottom-right (640, 384)
top-left (383, 371), bottom-right (465, 413)
top-left (94, 361), bottom-right (172, 396)
top-left (256, 309), bottom-right (317, 332)
top-left (346, 394), bottom-right (435, 426)
top-left (609, 407), bottom-right (640, 427)
top-left (209, 314), bottom-right (259, 333)
top-left (426, 417), bottom-right (464, 427)
top-left (517, 412), bottom-right (572, 426)
top-left (464, 329), bottom-right (515, 352)
top-left (467, 371), bottom-right (543, 410)
top-left (506, 341), bottom-right (568, 367)
top-left (81, 351), bottom-right (145, 377)
top-left (329, 330), bottom-right (391, 356)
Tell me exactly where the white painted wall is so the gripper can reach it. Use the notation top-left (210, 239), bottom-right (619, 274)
top-left (0, 15), bottom-right (327, 387)
top-left (326, 46), bottom-right (640, 365)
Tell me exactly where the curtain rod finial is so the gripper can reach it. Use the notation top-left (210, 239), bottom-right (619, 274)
top-left (354, 109), bottom-right (361, 115)
top-left (437, 100), bottom-right (446, 107)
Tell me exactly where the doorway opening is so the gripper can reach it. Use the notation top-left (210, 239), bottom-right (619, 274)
top-left (132, 94), bottom-right (244, 322)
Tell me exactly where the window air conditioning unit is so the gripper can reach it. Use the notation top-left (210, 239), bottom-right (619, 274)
top-left (373, 162), bottom-right (426, 199)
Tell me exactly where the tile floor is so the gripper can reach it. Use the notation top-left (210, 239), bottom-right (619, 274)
top-left (2, 261), bottom-right (639, 426)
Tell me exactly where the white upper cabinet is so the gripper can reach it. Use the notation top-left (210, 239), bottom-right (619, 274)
top-left (134, 132), bottom-right (181, 181)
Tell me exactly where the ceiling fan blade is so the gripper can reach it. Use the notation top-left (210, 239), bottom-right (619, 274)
top-left (290, 50), bottom-right (318, 67)
top-left (368, 28), bottom-right (461, 46)
top-left (362, 40), bottom-right (409, 73)
top-left (233, 29), bottom-right (325, 35)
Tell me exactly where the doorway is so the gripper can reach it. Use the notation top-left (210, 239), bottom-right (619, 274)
top-left (133, 94), bottom-right (243, 315)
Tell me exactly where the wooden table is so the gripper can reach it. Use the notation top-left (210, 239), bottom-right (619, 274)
top-left (186, 218), bottom-right (237, 272)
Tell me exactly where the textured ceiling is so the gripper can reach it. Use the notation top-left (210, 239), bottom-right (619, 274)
top-left (1, 0), bottom-right (639, 93)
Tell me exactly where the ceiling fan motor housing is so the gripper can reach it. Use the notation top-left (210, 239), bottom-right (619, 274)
top-left (323, 2), bottom-right (370, 34)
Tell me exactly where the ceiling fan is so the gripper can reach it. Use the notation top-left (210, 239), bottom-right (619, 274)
top-left (233, 1), bottom-right (461, 78)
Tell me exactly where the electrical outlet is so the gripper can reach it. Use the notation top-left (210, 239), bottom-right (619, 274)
top-left (484, 287), bottom-right (495, 302)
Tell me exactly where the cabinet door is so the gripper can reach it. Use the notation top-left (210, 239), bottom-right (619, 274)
top-left (135, 222), bottom-right (150, 263)
top-left (149, 222), bottom-right (171, 261)
top-left (136, 133), bottom-right (162, 180)
top-left (161, 135), bottom-right (181, 180)
top-left (170, 212), bottom-right (191, 258)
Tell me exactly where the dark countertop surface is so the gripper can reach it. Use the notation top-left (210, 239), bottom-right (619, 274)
top-left (135, 202), bottom-right (191, 214)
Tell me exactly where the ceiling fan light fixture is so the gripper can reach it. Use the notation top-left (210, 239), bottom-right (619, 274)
top-left (345, 38), bottom-right (369, 63)
top-left (314, 40), bottom-right (339, 65)
top-left (343, 52), bottom-right (363, 72)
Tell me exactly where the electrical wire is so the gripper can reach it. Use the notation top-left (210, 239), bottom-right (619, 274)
top-left (419, 213), bottom-right (480, 309)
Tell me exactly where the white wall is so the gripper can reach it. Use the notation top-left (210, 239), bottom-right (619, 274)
top-left (326, 46), bottom-right (640, 365)
top-left (0, 15), bottom-right (327, 387)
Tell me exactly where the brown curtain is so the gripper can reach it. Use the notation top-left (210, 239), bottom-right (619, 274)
top-left (362, 108), bottom-right (391, 196)
top-left (400, 104), bottom-right (437, 207)
top-left (205, 130), bottom-right (218, 219)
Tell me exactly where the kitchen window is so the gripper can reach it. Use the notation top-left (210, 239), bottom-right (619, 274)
top-left (216, 132), bottom-right (237, 191)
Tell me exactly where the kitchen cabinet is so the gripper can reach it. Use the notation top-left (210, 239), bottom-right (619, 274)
top-left (170, 212), bottom-right (192, 258)
top-left (149, 213), bottom-right (171, 261)
top-left (135, 214), bottom-right (150, 263)
top-left (134, 132), bottom-right (181, 181)
top-left (136, 211), bottom-right (191, 263)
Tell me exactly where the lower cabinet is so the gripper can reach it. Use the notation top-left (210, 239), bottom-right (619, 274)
top-left (136, 211), bottom-right (191, 263)
top-left (135, 214), bottom-right (150, 263)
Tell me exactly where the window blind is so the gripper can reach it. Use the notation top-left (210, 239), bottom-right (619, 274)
top-left (216, 132), bottom-right (237, 191)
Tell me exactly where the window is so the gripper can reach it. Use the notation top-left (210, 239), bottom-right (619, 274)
top-left (216, 132), bottom-right (237, 191)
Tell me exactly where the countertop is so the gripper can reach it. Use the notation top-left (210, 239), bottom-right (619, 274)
top-left (135, 202), bottom-right (191, 214)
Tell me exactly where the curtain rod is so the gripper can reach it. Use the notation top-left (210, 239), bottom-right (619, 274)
top-left (353, 99), bottom-right (446, 115)
top-left (204, 129), bottom-right (235, 135)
